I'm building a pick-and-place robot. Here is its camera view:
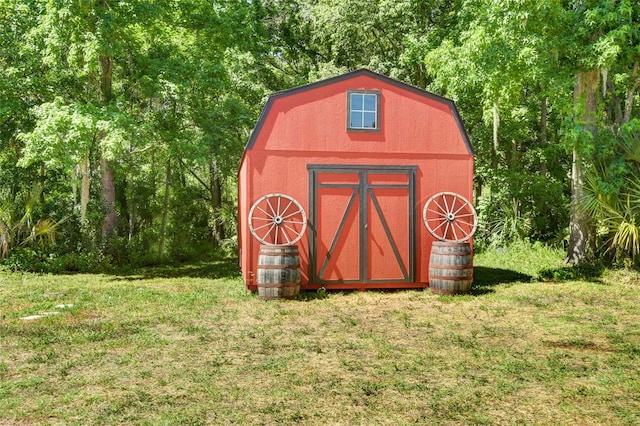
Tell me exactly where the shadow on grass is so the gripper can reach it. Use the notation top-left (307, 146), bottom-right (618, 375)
top-left (295, 267), bottom-right (534, 299)
top-left (110, 258), bottom-right (241, 281)
top-left (471, 266), bottom-right (533, 295)
top-left (537, 261), bottom-right (606, 283)
top-left (471, 261), bottom-right (607, 295)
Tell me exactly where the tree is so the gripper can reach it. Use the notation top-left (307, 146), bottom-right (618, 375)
top-left (565, 0), bottom-right (640, 263)
top-left (9, 0), bottom-right (260, 266)
top-left (17, 1), bottom-right (167, 239)
top-left (424, 0), bottom-right (573, 247)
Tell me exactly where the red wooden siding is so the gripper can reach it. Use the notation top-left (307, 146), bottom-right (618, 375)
top-left (238, 69), bottom-right (473, 291)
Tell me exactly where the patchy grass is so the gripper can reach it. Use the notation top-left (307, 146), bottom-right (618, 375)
top-left (1, 251), bottom-right (640, 425)
top-left (475, 241), bottom-right (567, 279)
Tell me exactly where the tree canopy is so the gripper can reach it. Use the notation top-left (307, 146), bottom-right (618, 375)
top-left (1, 0), bottom-right (639, 270)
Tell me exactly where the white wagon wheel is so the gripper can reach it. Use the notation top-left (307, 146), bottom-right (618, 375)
top-left (423, 191), bottom-right (477, 242)
top-left (248, 193), bottom-right (307, 246)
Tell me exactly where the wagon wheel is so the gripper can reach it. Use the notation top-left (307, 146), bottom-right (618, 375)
top-left (423, 192), bottom-right (477, 242)
top-left (248, 193), bottom-right (307, 246)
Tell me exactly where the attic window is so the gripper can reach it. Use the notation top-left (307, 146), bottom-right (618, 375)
top-left (348, 90), bottom-right (380, 131)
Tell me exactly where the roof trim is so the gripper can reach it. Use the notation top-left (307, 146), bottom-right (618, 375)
top-left (242, 68), bottom-right (474, 156)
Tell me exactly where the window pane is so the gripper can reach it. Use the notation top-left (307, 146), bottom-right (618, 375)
top-left (347, 91), bottom-right (379, 131)
top-left (363, 94), bottom-right (376, 111)
top-left (351, 93), bottom-right (363, 110)
top-left (350, 112), bottom-right (363, 128)
top-left (364, 112), bottom-right (376, 128)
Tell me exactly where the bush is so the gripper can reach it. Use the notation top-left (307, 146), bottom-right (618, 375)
top-left (0, 248), bottom-right (43, 272)
top-left (0, 248), bottom-right (111, 273)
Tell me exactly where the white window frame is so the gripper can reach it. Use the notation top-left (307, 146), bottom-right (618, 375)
top-left (347, 90), bottom-right (380, 132)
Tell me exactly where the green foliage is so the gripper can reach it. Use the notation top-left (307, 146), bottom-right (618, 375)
top-left (18, 99), bottom-right (96, 171)
top-left (2, 0), bottom-right (640, 269)
top-left (0, 248), bottom-right (109, 273)
top-left (581, 121), bottom-right (640, 265)
top-left (1, 0), bottom-right (263, 270)
top-left (481, 196), bottom-right (532, 246)
top-left (475, 167), bottom-right (568, 249)
top-left (474, 240), bottom-right (566, 280)
top-left (0, 185), bottom-right (65, 263)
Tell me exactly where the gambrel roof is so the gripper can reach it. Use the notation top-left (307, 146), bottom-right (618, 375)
top-left (243, 68), bottom-right (474, 155)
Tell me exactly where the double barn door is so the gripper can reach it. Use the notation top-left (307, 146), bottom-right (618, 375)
top-left (308, 165), bottom-right (416, 286)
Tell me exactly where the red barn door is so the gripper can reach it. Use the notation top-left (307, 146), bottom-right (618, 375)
top-left (308, 165), bottom-right (416, 286)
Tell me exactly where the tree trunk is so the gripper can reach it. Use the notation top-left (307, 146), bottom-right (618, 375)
top-left (566, 69), bottom-right (598, 264)
top-left (97, 50), bottom-right (117, 238)
top-left (98, 54), bottom-right (113, 102)
top-left (158, 159), bottom-right (171, 259)
top-left (80, 154), bottom-right (90, 223)
top-left (491, 99), bottom-right (499, 169)
top-left (128, 172), bottom-right (136, 242)
top-left (39, 164), bottom-right (46, 204)
top-left (540, 96), bottom-right (548, 176)
top-left (567, 147), bottom-right (588, 264)
top-left (210, 159), bottom-right (224, 249)
top-left (100, 156), bottom-right (117, 238)
top-left (623, 61), bottom-right (639, 125)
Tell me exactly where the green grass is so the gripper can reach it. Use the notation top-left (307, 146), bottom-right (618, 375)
top-left (1, 248), bottom-right (640, 425)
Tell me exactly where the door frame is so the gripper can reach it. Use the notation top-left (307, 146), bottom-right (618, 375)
top-left (307, 164), bottom-right (417, 285)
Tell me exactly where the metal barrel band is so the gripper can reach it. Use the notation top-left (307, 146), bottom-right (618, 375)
top-left (257, 282), bottom-right (300, 288)
top-left (257, 264), bottom-right (300, 269)
top-left (429, 275), bottom-right (473, 281)
top-left (429, 264), bottom-right (473, 270)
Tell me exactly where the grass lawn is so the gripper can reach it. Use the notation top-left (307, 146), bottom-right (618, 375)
top-left (1, 245), bottom-right (640, 425)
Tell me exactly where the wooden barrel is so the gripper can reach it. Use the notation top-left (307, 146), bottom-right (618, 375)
top-left (428, 241), bottom-right (473, 295)
top-left (257, 245), bottom-right (301, 300)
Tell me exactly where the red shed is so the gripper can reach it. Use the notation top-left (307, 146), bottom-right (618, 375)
top-left (238, 69), bottom-right (474, 291)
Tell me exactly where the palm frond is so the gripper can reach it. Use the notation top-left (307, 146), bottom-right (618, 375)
top-left (17, 185), bottom-right (43, 233)
top-left (582, 153), bottom-right (640, 263)
top-left (579, 161), bottom-right (620, 219)
top-left (612, 218), bottom-right (640, 259)
top-left (22, 218), bottom-right (66, 250)
top-left (622, 128), bottom-right (640, 164)
top-left (487, 198), bottom-right (531, 244)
